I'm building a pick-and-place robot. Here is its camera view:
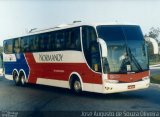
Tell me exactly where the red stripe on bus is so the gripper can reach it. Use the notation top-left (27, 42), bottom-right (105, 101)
top-left (25, 53), bottom-right (102, 84)
top-left (108, 71), bottom-right (149, 83)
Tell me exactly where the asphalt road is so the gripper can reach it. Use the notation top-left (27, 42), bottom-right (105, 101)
top-left (0, 72), bottom-right (160, 117)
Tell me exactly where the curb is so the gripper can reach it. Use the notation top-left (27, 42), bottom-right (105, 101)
top-left (150, 67), bottom-right (160, 70)
top-left (150, 83), bottom-right (160, 87)
top-left (150, 64), bottom-right (160, 67)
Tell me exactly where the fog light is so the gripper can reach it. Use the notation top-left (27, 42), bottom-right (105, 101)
top-left (105, 87), bottom-right (109, 90)
top-left (105, 87), bottom-right (113, 90)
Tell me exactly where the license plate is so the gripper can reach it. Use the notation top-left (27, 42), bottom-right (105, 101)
top-left (128, 85), bottom-right (135, 89)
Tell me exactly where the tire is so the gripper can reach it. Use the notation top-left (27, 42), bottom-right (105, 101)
top-left (13, 71), bottom-right (20, 86)
top-left (20, 74), bottom-right (26, 86)
top-left (72, 78), bottom-right (82, 94)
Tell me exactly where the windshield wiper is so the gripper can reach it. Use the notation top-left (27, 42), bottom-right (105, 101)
top-left (127, 47), bottom-right (143, 72)
top-left (120, 26), bottom-right (143, 72)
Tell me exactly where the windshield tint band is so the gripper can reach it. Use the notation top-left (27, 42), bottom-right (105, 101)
top-left (97, 25), bottom-right (149, 74)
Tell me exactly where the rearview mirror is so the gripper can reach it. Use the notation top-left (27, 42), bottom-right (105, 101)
top-left (145, 37), bottom-right (159, 54)
top-left (98, 38), bottom-right (108, 57)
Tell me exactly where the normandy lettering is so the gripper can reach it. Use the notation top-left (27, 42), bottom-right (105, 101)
top-left (39, 54), bottom-right (63, 62)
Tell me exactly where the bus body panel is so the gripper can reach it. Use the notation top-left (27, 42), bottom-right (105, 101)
top-left (3, 53), bottom-right (29, 78)
top-left (102, 78), bottom-right (150, 94)
top-left (24, 51), bottom-right (102, 85)
top-left (3, 51), bottom-right (103, 93)
top-left (3, 23), bottom-right (150, 94)
top-left (108, 71), bottom-right (149, 83)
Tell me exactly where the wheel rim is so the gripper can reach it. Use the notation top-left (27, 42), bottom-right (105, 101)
top-left (21, 75), bottom-right (25, 85)
top-left (13, 72), bottom-right (18, 82)
top-left (15, 76), bottom-right (19, 82)
top-left (74, 81), bottom-right (81, 92)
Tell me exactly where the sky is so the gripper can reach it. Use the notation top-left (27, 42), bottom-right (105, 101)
top-left (0, 0), bottom-right (160, 46)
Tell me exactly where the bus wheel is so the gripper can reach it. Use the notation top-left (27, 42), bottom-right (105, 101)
top-left (13, 71), bottom-right (20, 86)
top-left (20, 73), bottom-right (26, 86)
top-left (72, 78), bottom-right (82, 94)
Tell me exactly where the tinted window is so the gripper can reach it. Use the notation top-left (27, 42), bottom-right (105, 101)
top-left (82, 26), bottom-right (101, 72)
top-left (47, 33), bottom-right (55, 51)
top-left (123, 26), bottom-right (144, 40)
top-left (29, 35), bottom-right (36, 52)
top-left (72, 28), bottom-right (81, 50)
top-left (5, 27), bottom-right (81, 53)
top-left (39, 33), bottom-right (49, 51)
top-left (21, 36), bottom-right (30, 52)
top-left (97, 25), bottom-right (148, 73)
top-left (13, 38), bottom-right (20, 53)
top-left (55, 31), bottom-right (65, 50)
top-left (4, 39), bottom-right (13, 54)
top-left (66, 27), bottom-right (81, 50)
top-left (97, 26), bottom-right (124, 42)
top-left (32, 35), bottom-right (39, 52)
top-left (97, 25), bottom-right (143, 43)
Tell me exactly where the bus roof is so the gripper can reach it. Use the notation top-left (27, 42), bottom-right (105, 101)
top-left (28, 22), bottom-right (139, 34)
top-left (4, 22), bottom-right (139, 40)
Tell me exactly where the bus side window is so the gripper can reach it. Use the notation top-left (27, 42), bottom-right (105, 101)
top-left (82, 26), bottom-right (101, 72)
top-left (44, 34), bottom-right (49, 51)
top-left (72, 28), bottom-right (81, 50)
top-left (55, 31), bottom-right (65, 50)
top-left (39, 34), bottom-right (45, 51)
top-left (29, 36), bottom-right (35, 52)
top-left (21, 37), bottom-right (30, 52)
top-left (39, 33), bottom-right (49, 52)
top-left (90, 42), bottom-right (101, 72)
top-left (66, 28), bottom-right (81, 50)
top-left (33, 35), bottom-right (39, 52)
top-left (13, 38), bottom-right (20, 54)
top-left (47, 33), bottom-right (53, 51)
top-left (55, 32), bottom-right (60, 50)
top-left (50, 32), bottom-right (56, 50)
top-left (65, 30), bottom-right (70, 50)
top-left (60, 31), bottom-right (65, 50)
top-left (67, 30), bottom-right (74, 49)
top-left (4, 40), bottom-right (13, 54)
top-left (70, 30), bottom-right (76, 49)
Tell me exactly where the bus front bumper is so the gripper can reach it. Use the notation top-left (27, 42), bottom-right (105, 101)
top-left (103, 78), bottom-right (150, 94)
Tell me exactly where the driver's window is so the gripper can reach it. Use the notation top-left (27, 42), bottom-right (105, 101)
top-left (82, 26), bottom-right (101, 72)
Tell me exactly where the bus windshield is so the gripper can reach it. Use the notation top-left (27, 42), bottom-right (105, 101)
top-left (97, 25), bottom-right (149, 74)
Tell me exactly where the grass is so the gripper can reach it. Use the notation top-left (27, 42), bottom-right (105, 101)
top-left (149, 61), bottom-right (160, 65)
top-left (150, 74), bottom-right (160, 84)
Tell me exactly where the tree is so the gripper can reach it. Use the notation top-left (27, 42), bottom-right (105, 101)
top-left (148, 27), bottom-right (160, 41)
top-left (145, 27), bottom-right (160, 56)
top-left (0, 46), bottom-right (3, 54)
top-left (145, 27), bottom-right (160, 64)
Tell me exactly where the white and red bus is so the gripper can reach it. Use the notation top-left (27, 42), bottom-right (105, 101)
top-left (3, 22), bottom-right (150, 93)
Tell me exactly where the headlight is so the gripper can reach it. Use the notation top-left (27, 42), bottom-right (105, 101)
top-left (105, 79), bottom-right (119, 83)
